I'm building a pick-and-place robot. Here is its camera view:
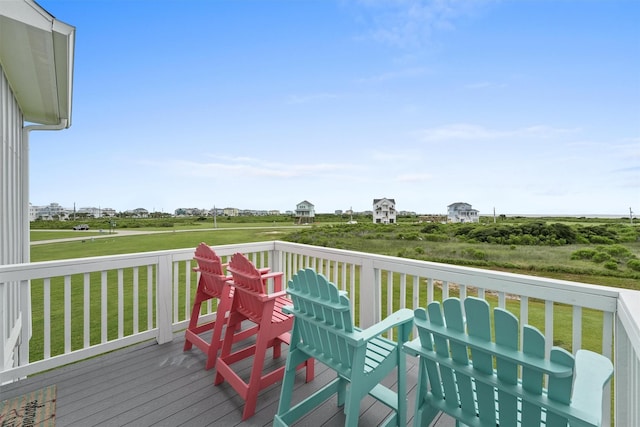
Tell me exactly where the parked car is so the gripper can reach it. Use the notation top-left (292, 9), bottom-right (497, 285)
top-left (73, 224), bottom-right (90, 230)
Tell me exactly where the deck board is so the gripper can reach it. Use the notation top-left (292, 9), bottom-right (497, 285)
top-left (0, 330), bottom-right (453, 426)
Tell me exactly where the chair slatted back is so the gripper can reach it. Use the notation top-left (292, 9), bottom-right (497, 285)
top-left (227, 252), bottom-right (269, 323)
top-left (415, 297), bottom-right (577, 427)
top-left (193, 242), bottom-right (226, 298)
top-left (286, 269), bottom-right (356, 374)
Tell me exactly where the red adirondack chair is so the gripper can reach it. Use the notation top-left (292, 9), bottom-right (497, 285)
top-left (214, 252), bottom-right (315, 420)
top-left (183, 243), bottom-right (258, 370)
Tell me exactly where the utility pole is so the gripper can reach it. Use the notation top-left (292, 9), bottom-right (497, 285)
top-left (214, 205), bottom-right (217, 229)
top-left (631, 207), bottom-right (634, 226)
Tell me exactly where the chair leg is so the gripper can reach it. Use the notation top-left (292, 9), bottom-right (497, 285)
top-left (305, 357), bottom-right (315, 382)
top-left (345, 388), bottom-right (360, 426)
top-left (397, 350), bottom-right (407, 427)
top-left (241, 324), bottom-right (270, 420)
top-left (183, 298), bottom-right (203, 351)
top-left (336, 375), bottom-right (347, 407)
top-left (414, 358), bottom-right (440, 427)
top-left (205, 291), bottom-right (232, 370)
top-left (273, 340), bottom-right (282, 359)
top-left (276, 349), bottom-right (300, 417)
top-left (214, 310), bottom-right (242, 386)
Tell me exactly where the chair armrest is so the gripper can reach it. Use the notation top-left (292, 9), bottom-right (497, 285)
top-left (256, 289), bottom-right (289, 302)
top-left (259, 271), bottom-right (283, 280)
top-left (570, 349), bottom-right (613, 425)
top-left (261, 271), bottom-right (284, 292)
top-left (360, 308), bottom-right (414, 342)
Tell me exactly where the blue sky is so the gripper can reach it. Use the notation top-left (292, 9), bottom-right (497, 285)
top-left (32, 0), bottom-right (639, 216)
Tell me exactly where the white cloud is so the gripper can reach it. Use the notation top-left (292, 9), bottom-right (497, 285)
top-left (353, 0), bottom-right (491, 49)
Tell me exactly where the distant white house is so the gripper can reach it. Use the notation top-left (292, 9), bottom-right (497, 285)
top-left (33, 202), bottom-right (69, 220)
top-left (223, 207), bottom-right (239, 217)
top-left (447, 202), bottom-right (479, 223)
top-left (373, 198), bottom-right (396, 224)
top-left (295, 200), bottom-right (315, 223)
top-left (78, 206), bottom-right (116, 218)
top-left (126, 208), bottom-right (149, 218)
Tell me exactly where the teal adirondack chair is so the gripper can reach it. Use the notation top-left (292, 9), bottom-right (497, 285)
top-left (274, 268), bottom-right (414, 427)
top-left (404, 297), bottom-right (614, 427)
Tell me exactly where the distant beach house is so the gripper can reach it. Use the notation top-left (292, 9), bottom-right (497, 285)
top-left (295, 200), bottom-right (315, 224)
top-left (125, 208), bottom-right (149, 218)
top-left (447, 202), bottom-right (479, 223)
top-left (373, 198), bottom-right (396, 224)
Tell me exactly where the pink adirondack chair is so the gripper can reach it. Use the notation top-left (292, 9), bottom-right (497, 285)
top-left (183, 243), bottom-right (258, 370)
top-left (214, 252), bottom-right (315, 420)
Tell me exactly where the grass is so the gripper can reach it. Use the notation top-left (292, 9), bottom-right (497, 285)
top-left (30, 230), bottom-right (105, 241)
top-left (30, 228), bottom-right (293, 261)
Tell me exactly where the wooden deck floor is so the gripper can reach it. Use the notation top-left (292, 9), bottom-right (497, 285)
top-left (1, 330), bottom-right (453, 426)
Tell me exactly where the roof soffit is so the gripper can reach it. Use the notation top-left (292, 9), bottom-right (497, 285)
top-left (0, 0), bottom-right (75, 126)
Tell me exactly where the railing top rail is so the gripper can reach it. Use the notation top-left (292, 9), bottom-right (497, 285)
top-left (618, 290), bottom-right (640, 355)
top-left (0, 238), bottom-right (629, 313)
top-left (0, 241), bottom-right (278, 282)
top-left (271, 241), bottom-right (621, 312)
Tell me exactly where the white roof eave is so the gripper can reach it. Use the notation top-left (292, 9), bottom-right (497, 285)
top-left (0, 0), bottom-right (75, 126)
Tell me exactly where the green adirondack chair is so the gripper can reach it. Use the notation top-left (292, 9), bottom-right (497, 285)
top-left (404, 297), bottom-right (614, 427)
top-left (274, 268), bottom-right (414, 427)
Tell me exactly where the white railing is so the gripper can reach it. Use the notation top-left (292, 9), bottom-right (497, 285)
top-left (0, 240), bottom-right (638, 426)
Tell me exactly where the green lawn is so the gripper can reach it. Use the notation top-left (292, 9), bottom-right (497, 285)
top-left (30, 227), bottom-right (294, 261)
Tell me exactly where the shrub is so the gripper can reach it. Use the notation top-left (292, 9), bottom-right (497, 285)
top-left (462, 248), bottom-right (488, 260)
top-left (420, 223), bottom-right (442, 233)
top-left (627, 259), bottom-right (640, 272)
top-left (603, 244), bottom-right (633, 258)
top-left (604, 261), bottom-right (618, 270)
top-left (570, 249), bottom-right (597, 260)
top-left (592, 252), bottom-right (612, 263)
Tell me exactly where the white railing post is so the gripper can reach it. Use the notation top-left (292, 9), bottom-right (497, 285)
top-left (359, 257), bottom-right (376, 328)
top-left (271, 246), bottom-right (282, 277)
top-left (156, 254), bottom-right (173, 344)
top-left (615, 291), bottom-right (640, 427)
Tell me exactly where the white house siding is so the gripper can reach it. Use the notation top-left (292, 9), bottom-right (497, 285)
top-left (0, 64), bottom-right (27, 372)
top-left (447, 202), bottom-right (479, 223)
top-left (372, 198), bottom-right (396, 224)
top-left (0, 64), bottom-right (27, 265)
